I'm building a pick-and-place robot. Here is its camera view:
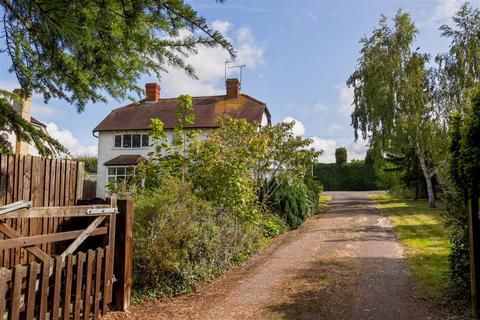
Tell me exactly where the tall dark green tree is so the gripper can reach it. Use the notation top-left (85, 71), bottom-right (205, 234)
top-left (0, 0), bottom-right (233, 155)
top-left (347, 11), bottom-right (443, 207)
top-left (448, 90), bottom-right (480, 304)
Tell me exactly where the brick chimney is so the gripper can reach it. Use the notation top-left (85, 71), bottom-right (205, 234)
top-left (145, 82), bottom-right (160, 101)
top-left (226, 78), bottom-right (240, 99)
top-left (12, 89), bottom-right (32, 155)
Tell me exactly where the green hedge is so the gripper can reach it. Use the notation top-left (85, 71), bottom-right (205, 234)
top-left (313, 163), bottom-right (379, 191)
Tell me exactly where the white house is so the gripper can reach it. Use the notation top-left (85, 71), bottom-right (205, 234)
top-left (93, 78), bottom-right (271, 198)
top-left (1, 90), bottom-right (52, 156)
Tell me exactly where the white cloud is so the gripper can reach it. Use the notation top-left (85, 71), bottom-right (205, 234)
top-left (429, 0), bottom-right (480, 24)
top-left (211, 20), bottom-right (231, 35)
top-left (337, 85), bottom-right (354, 116)
top-left (283, 116), bottom-right (305, 136)
top-left (345, 137), bottom-right (369, 161)
top-left (160, 21), bottom-right (265, 97)
top-left (46, 122), bottom-right (97, 156)
top-left (235, 27), bottom-right (264, 68)
top-left (311, 137), bottom-right (337, 163)
top-left (310, 136), bottom-right (368, 163)
top-left (328, 122), bottom-right (343, 134)
top-left (32, 103), bottom-right (57, 117)
top-left (430, 0), bottom-right (463, 23)
top-left (280, 116), bottom-right (366, 163)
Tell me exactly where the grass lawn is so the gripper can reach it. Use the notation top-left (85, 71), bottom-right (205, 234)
top-left (318, 194), bottom-right (332, 211)
top-left (370, 193), bottom-right (451, 302)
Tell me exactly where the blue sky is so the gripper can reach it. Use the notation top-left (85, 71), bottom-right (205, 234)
top-left (0, 0), bottom-right (477, 161)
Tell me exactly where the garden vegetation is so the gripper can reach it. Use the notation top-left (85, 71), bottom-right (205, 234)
top-left (348, 4), bottom-right (480, 309)
top-left (109, 96), bottom-right (322, 299)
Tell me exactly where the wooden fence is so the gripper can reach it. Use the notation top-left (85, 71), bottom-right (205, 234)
top-left (0, 247), bottom-right (110, 320)
top-left (0, 155), bottom-right (84, 207)
top-left (0, 155), bottom-right (85, 267)
top-left (0, 201), bottom-right (119, 319)
top-left (0, 155), bottom-right (133, 316)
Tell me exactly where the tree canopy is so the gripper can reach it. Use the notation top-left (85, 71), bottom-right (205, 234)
top-left (347, 11), bottom-right (441, 207)
top-left (0, 0), bottom-right (233, 155)
top-left (435, 3), bottom-right (480, 116)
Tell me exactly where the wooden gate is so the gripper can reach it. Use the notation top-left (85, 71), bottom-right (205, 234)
top-left (0, 201), bottom-right (117, 319)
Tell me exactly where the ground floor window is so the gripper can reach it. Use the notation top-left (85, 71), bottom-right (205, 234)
top-left (107, 166), bottom-right (135, 183)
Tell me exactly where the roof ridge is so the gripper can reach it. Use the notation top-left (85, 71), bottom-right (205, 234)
top-left (240, 93), bottom-right (266, 105)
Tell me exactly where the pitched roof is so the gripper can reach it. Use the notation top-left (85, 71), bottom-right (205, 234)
top-left (104, 155), bottom-right (145, 166)
top-left (30, 116), bottom-right (46, 128)
top-left (93, 94), bottom-right (270, 132)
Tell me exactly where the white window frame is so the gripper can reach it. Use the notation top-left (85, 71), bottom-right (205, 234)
top-left (106, 166), bottom-right (136, 184)
top-left (113, 133), bottom-right (150, 149)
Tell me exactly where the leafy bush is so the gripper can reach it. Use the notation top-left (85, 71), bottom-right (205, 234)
top-left (133, 177), bottom-right (261, 297)
top-left (304, 175), bottom-right (323, 214)
top-left (73, 156), bottom-right (97, 175)
top-left (261, 213), bottom-right (288, 238)
top-left (270, 183), bottom-right (309, 229)
top-left (188, 118), bottom-right (265, 222)
top-left (314, 163), bottom-right (379, 191)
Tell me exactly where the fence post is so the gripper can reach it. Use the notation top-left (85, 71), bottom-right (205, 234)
top-left (112, 198), bottom-right (134, 311)
top-left (469, 192), bottom-right (480, 320)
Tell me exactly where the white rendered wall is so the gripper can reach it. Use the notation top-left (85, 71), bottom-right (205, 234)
top-left (1, 131), bottom-right (41, 156)
top-left (95, 110), bottom-right (268, 198)
top-left (96, 130), bottom-right (151, 198)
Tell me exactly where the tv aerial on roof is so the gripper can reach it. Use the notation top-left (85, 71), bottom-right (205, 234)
top-left (225, 60), bottom-right (247, 84)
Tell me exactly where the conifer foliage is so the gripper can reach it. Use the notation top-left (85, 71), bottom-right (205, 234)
top-left (0, 0), bottom-right (233, 155)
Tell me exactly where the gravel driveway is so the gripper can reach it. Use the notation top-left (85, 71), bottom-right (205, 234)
top-left (108, 191), bottom-right (457, 320)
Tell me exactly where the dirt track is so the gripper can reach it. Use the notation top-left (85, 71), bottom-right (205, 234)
top-left (109, 191), bottom-right (459, 320)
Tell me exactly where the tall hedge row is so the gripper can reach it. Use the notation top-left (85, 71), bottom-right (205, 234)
top-left (313, 163), bottom-right (379, 191)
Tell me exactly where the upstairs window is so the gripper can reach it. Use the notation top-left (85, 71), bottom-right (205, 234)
top-left (123, 135), bottom-right (132, 148)
top-left (114, 135), bottom-right (122, 148)
top-left (114, 134), bottom-right (149, 148)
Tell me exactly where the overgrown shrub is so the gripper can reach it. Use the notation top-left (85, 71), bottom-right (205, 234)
top-left (270, 183), bottom-right (309, 229)
top-left (304, 175), bottom-right (323, 213)
top-left (133, 177), bottom-right (261, 298)
top-left (73, 156), bottom-right (97, 175)
top-left (188, 118), bottom-right (265, 223)
top-left (261, 213), bottom-right (288, 238)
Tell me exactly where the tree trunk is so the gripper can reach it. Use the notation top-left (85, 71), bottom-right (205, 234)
top-left (418, 154), bottom-right (436, 208)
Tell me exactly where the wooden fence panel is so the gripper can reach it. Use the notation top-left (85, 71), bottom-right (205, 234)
top-left (0, 248), bottom-right (109, 320)
top-left (0, 155), bottom-right (85, 267)
top-left (0, 155), bottom-right (84, 207)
